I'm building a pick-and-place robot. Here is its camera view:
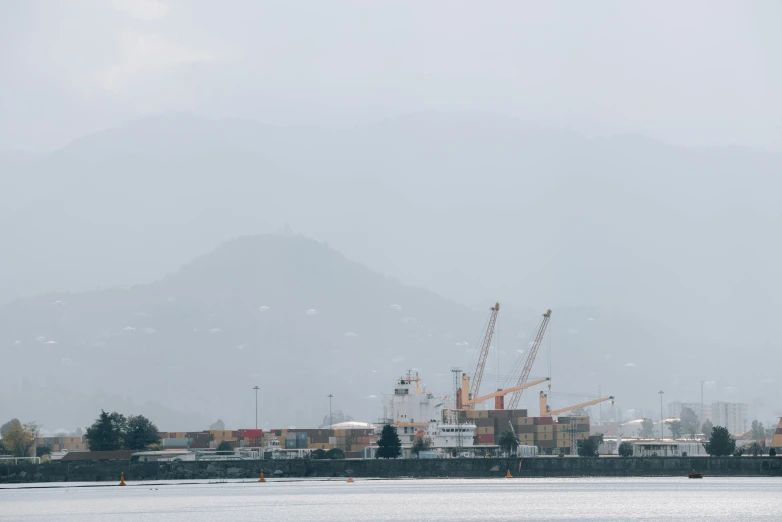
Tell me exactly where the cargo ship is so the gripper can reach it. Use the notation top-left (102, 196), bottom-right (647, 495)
top-left (378, 372), bottom-right (477, 450)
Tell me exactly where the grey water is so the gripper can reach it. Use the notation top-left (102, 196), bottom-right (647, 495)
top-left (2, 477), bottom-right (781, 521)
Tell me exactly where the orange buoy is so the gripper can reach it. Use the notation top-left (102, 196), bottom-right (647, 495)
top-left (346, 478), bottom-right (355, 483)
top-left (505, 470), bottom-right (512, 478)
top-left (259, 470), bottom-right (266, 483)
top-left (119, 472), bottom-right (126, 486)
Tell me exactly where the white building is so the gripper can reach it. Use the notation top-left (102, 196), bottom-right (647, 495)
top-left (711, 401), bottom-right (748, 435)
top-left (668, 400), bottom-right (747, 435)
top-left (380, 372), bottom-right (476, 449)
top-left (667, 401), bottom-right (710, 423)
top-left (630, 440), bottom-right (707, 457)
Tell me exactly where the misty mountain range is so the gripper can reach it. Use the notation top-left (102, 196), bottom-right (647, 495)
top-left (1, 112), bottom-right (780, 431)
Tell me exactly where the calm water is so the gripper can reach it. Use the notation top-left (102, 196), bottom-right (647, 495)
top-left (2, 477), bottom-right (781, 521)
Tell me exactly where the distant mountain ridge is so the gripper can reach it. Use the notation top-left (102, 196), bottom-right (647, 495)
top-left (2, 234), bottom-right (778, 431)
top-left (2, 112), bottom-right (780, 340)
top-left (2, 111), bottom-right (781, 425)
top-left (0, 235), bottom-right (485, 430)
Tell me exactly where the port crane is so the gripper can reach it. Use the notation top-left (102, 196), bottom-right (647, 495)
top-left (463, 302), bottom-right (500, 410)
top-left (457, 375), bottom-right (550, 409)
top-left (538, 391), bottom-right (615, 417)
top-left (505, 309), bottom-right (552, 410)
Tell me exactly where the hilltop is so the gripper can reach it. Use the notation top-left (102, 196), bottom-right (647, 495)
top-left (0, 235), bottom-right (486, 430)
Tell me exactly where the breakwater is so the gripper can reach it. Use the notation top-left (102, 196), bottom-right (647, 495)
top-left (2, 457), bottom-right (781, 484)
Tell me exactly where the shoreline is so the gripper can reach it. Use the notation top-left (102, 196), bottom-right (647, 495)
top-left (2, 456), bottom-right (781, 484)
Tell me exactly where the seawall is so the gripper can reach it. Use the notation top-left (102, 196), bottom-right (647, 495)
top-left (2, 457), bottom-right (781, 484)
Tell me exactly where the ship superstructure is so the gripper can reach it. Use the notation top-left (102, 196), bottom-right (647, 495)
top-left (379, 371), bottom-right (476, 448)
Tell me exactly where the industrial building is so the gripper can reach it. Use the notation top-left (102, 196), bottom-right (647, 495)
top-left (771, 419), bottom-right (782, 451)
top-left (35, 436), bottom-right (86, 453)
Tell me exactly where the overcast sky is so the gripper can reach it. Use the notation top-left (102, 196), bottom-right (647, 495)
top-left (3, 1), bottom-right (782, 428)
top-left (2, 0), bottom-right (781, 152)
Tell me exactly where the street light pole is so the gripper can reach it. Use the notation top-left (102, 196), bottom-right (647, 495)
top-left (328, 394), bottom-right (334, 428)
top-left (658, 390), bottom-right (664, 440)
top-left (253, 385), bottom-right (260, 429)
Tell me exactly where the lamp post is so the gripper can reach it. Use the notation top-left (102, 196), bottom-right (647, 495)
top-left (328, 394), bottom-right (334, 428)
top-left (658, 390), bottom-right (664, 440)
top-left (253, 385), bottom-right (260, 429)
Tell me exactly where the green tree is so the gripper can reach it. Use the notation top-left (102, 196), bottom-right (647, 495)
top-left (577, 437), bottom-right (599, 457)
top-left (410, 436), bottom-right (433, 457)
top-left (216, 441), bottom-right (234, 454)
top-left (770, 448), bottom-right (777, 457)
top-left (750, 420), bottom-right (765, 441)
top-left (701, 420), bottom-right (713, 437)
top-left (640, 418), bottom-right (655, 438)
top-left (123, 415), bottom-right (160, 451)
top-left (84, 410), bottom-right (126, 451)
top-left (497, 431), bottom-right (520, 456)
top-left (667, 420), bottom-right (683, 439)
top-left (36, 445), bottom-right (52, 457)
top-left (618, 441), bottom-right (634, 457)
top-left (376, 424), bottom-right (401, 459)
top-left (325, 448), bottom-right (345, 459)
top-left (679, 408), bottom-right (699, 438)
top-left (310, 449), bottom-right (327, 459)
top-left (747, 442), bottom-right (764, 456)
top-left (704, 426), bottom-right (736, 456)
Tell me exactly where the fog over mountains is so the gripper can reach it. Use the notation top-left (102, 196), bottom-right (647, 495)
top-left (2, 112), bottom-right (781, 430)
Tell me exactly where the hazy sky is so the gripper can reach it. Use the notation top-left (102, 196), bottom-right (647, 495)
top-left (2, 0), bottom-right (781, 152)
top-left (2, 1), bottom-right (782, 429)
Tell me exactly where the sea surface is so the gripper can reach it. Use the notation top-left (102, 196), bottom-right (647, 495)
top-left (1, 477), bottom-right (781, 521)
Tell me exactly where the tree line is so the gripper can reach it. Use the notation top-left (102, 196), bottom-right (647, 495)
top-left (83, 410), bottom-right (161, 451)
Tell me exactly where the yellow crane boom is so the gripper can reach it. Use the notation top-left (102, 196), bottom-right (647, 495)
top-left (460, 376), bottom-right (550, 408)
top-left (539, 391), bottom-right (615, 417)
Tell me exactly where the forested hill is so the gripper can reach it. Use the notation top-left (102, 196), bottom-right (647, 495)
top-left (0, 235), bottom-right (488, 430)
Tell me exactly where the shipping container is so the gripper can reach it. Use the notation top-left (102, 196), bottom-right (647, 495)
top-left (533, 417), bottom-right (554, 425)
top-left (515, 417), bottom-right (534, 426)
top-left (474, 418), bottom-right (495, 427)
top-left (285, 440), bottom-right (297, 449)
top-left (476, 434), bottom-right (495, 444)
top-left (487, 409), bottom-right (509, 419)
